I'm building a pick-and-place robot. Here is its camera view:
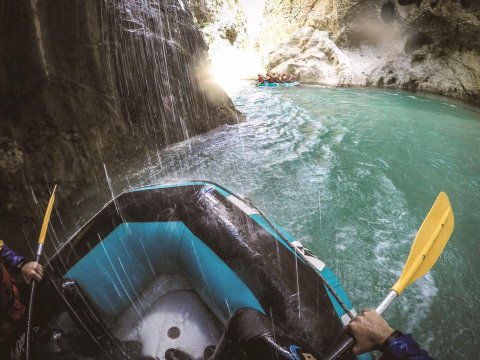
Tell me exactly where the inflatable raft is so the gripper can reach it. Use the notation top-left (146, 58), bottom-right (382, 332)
top-left (22, 182), bottom-right (372, 360)
top-left (257, 81), bottom-right (300, 87)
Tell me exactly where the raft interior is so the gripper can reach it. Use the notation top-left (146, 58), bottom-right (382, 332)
top-left (34, 181), bottom-right (372, 360)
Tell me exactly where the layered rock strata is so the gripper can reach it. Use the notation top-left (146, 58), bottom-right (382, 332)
top-left (261, 0), bottom-right (480, 104)
top-left (0, 0), bottom-right (242, 252)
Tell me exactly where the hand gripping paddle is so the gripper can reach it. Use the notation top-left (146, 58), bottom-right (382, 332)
top-left (326, 192), bottom-right (454, 360)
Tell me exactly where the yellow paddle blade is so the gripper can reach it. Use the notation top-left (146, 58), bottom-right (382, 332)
top-left (392, 192), bottom-right (454, 295)
top-left (38, 185), bottom-right (57, 245)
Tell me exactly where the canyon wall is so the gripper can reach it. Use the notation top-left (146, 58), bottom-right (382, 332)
top-left (0, 0), bottom-right (242, 253)
top-left (259, 0), bottom-right (480, 104)
top-left (188, 0), bottom-right (248, 52)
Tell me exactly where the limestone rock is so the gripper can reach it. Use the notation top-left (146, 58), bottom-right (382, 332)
top-left (188, 0), bottom-right (248, 52)
top-left (0, 0), bottom-right (243, 252)
top-left (259, 0), bottom-right (480, 104)
top-left (267, 27), bottom-right (362, 86)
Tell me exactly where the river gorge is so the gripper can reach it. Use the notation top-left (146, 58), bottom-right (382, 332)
top-left (0, 1), bottom-right (479, 359)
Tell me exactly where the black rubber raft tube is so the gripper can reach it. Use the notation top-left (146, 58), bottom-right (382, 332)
top-left (18, 182), bottom-right (372, 360)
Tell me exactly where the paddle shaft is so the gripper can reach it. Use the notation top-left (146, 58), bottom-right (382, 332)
top-left (325, 290), bottom-right (398, 360)
top-left (25, 246), bottom-right (44, 360)
top-left (328, 226), bottom-right (443, 360)
top-left (326, 192), bottom-right (453, 360)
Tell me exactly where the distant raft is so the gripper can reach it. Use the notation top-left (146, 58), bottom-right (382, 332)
top-left (24, 181), bottom-right (372, 360)
top-left (256, 81), bottom-right (300, 87)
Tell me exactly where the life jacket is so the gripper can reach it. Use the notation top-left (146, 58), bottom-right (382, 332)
top-left (0, 263), bottom-right (25, 323)
top-left (0, 264), bottom-right (25, 353)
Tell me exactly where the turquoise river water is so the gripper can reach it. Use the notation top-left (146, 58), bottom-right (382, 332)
top-left (95, 84), bottom-right (479, 359)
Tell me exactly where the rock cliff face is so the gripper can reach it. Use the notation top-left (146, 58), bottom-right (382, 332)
top-left (0, 0), bottom-right (242, 252)
top-left (267, 27), bottom-right (361, 85)
top-left (260, 0), bottom-right (480, 104)
top-left (188, 0), bottom-right (248, 52)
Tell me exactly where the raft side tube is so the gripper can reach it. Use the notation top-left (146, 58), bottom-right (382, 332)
top-left (45, 181), bottom-right (370, 360)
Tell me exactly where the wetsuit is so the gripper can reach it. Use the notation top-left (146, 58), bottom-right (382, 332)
top-left (380, 332), bottom-right (433, 360)
top-left (166, 309), bottom-right (434, 360)
top-left (164, 308), bottom-right (322, 360)
top-left (0, 241), bottom-right (26, 272)
top-left (27, 277), bottom-right (434, 360)
top-left (0, 241), bottom-right (27, 358)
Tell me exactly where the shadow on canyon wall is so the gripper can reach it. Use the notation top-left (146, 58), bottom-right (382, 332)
top-left (0, 0), bottom-right (243, 254)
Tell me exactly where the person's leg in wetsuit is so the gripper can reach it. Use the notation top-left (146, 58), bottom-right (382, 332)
top-left (212, 308), bottom-right (321, 360)
top-left (165, 308), bottom-right (321, 360)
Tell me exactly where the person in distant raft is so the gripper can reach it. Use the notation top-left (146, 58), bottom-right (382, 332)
top-left (0, 240), bottom-right (44, 358)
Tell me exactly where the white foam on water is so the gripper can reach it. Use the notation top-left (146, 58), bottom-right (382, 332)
top-left (336, 244), bottom-right (347, 251)
top-left (443, 102), bottom-right (458, 108)
top-left (334, 226), bottom-right (357, 251)
top-left (399, 273), bottom-right (438, 333)
top-left (373, 237), bottom-right (393, 268)
top-left (369, 176), bottom-right (439, 332)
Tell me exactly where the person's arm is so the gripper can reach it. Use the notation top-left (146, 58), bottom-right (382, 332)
top-left (346, 309), bottom-right (434, 360)
top-left (0, 240), bottom-right (44, 284)
top-left (380, 332), bottom-right (433, 360)
top-left (0, 240), bottom-right (26, 272)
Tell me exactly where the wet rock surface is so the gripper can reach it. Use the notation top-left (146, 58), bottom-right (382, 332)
top-left (259, 0), bottom-right (480, 104)
top-left (188, 0), bottom-right (248, 51)
top-left (0, 0), bottom-right (242, 252)
top-left (267, 27), bottom-right (360, 86)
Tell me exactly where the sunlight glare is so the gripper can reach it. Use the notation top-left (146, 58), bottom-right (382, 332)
top-left (209, 48), bottom-right (262, 91)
